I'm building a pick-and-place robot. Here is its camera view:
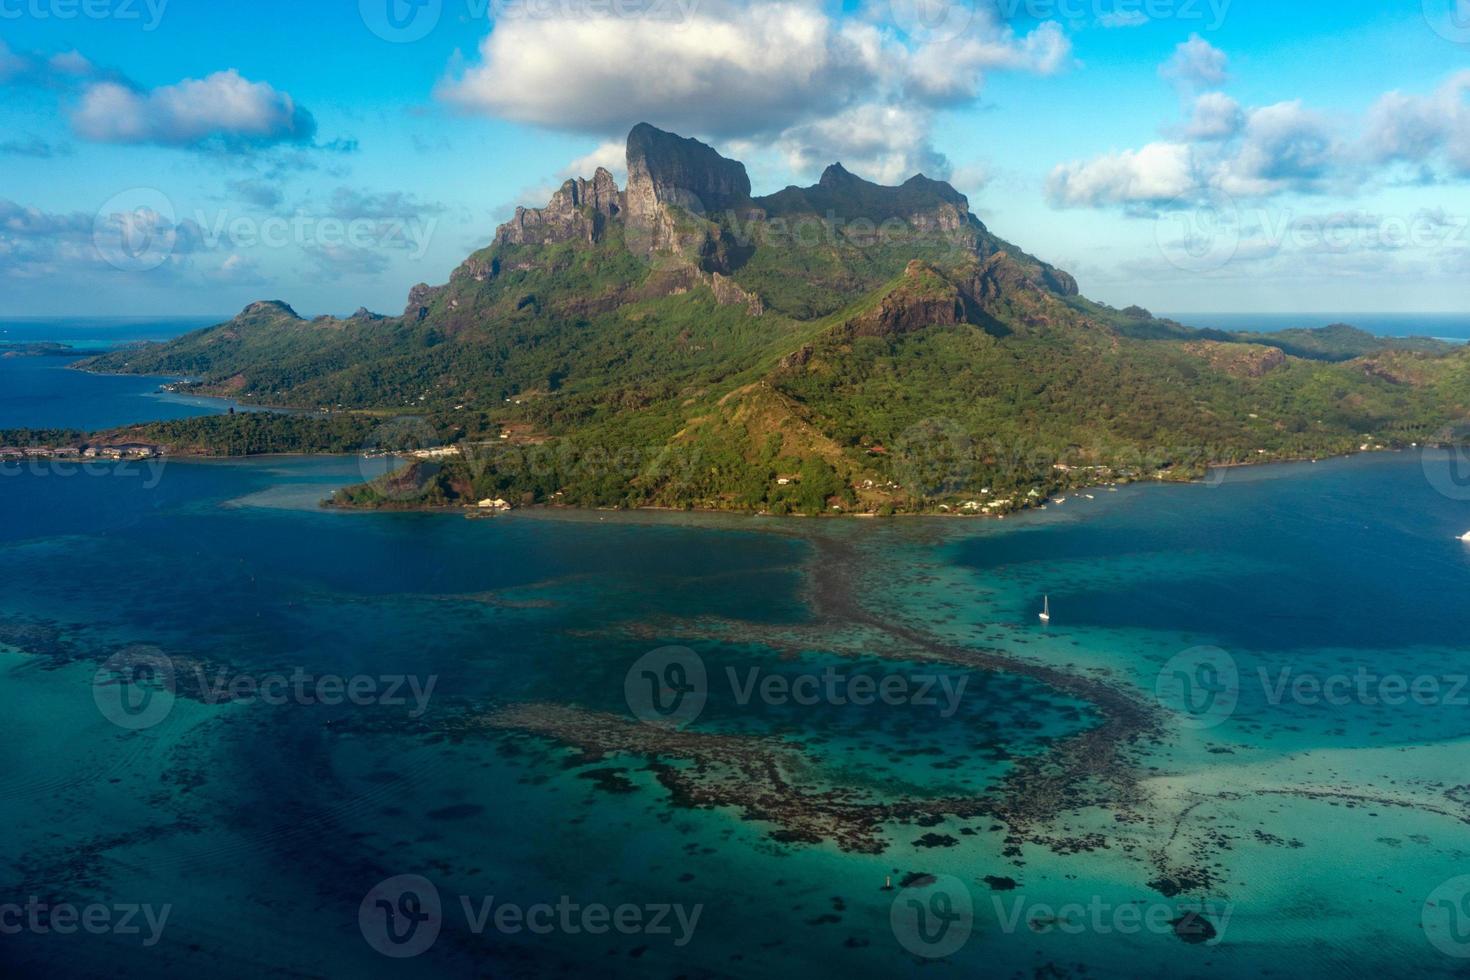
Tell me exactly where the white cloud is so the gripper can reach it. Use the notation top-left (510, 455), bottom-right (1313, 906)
top-left (1047, 142), bottom-right (1197, 208)
top-left (1183, 92), bottom-right (1243, 141)
top-left (1051, 61), bottom-right (1470, 213)
top-left (204, 253), bottom-right (267, 285)
top-left (0, 197), bottom-right (203, 280)
top-left (48, 50), bottom-right (94, 76)
top-left (439, 2), bottom-right (879, 138)
top-left (904, 20), bottom-right (1071, 104)
top-left (439, 0), bottom-right (1072, 186)
top-left (1219, 101), bottom-right (1335, 197)
top-left (779, 103), bottom-right (952, 184)
top-left (71, 70), bottom-right (316, 148)
top-left (949, 161), bottom-right (993, 197)
top-left (562, 140), bottom-right (628, 184)
top-left (1362, 71), bottom-right (1470, 177)
top-left (1159, 33), bottom-right (1229, 90)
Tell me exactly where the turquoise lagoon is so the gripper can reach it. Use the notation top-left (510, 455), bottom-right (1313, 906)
top-left (3, 450), bottom-right (1470, 977)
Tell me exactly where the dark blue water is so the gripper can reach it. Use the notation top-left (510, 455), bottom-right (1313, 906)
top-left (1164, 312), bottom-right (1470, 342)
top-left (0, 355), bottom-right (272, 430)
top-left (0, 318), bottom-right (265, 430)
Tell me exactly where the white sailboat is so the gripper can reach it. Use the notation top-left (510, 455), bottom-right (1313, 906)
top-left (1039, 595), bottom-right (1051, 623)
top-left (1460, 531), bottom-right (1470, 543)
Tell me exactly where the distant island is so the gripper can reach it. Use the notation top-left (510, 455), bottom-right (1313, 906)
top-left (18, 123), bottom-right (1465, 515)
top-left (1, 341), bottom-right (107, 359)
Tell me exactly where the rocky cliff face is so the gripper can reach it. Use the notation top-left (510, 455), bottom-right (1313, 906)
top-left (622, 123), bottom-right (760, 259)
top-left (472, 123), bottom-right (1078, 321)
top-left (625, 122), bottom-right (752, 219)
top-left (496, 167), bottom-right (624, 247)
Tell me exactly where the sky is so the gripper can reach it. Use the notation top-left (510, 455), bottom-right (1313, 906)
top-left (1, 0), bottom-right (1468, 317)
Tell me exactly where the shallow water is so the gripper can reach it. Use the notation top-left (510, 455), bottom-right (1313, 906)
top-left (3, 446), bottom-right (1470, 976)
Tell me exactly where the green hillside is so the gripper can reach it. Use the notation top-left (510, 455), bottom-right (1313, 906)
top-left (76, 124), bottom-right (1470, 515)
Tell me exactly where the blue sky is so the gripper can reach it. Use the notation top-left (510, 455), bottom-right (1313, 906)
top-left (2, 0), bottom-right (1468, 317)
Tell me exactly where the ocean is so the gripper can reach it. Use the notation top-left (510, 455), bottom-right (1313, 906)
top-left (3, 325), bottom-right (1470, 978)
top-left (0, 317), bottom-right (267, 431)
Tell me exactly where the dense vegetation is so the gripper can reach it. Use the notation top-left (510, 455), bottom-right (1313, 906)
top-left (73, 131), bottom-right (1470, 515)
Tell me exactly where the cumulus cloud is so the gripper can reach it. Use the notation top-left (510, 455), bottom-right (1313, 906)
top-left (203, 253), bottom-right (267, 285)
top-left (0, 197), bottom-right (204, 280)
top-left (1182, 92), bottom-right (1243, 141)
top-left (779, 103), bottom-right (953, 184)
top-left (0, 40), bottom-right (123, 90)
top-left (1362, 71), bottom-right (1470, 177)
top-left (1219, 101), bottom-right (1336, 196)
top-left (439, 2), bottom-right (881, 137)
top-left (48, 50), bottom-right (95, 77)
top-left (0, 199), bottom-right (95, 278)
top-left (949, 161), bottom-right (994, 197)
top-left (905, 21), bottom-right (1071, 104)
top-left (562, 140), bottom-right (628, 183)
top-left (440, 0), bottom-right (1071, 188)
top-left (1047, 142), bottom-right (1197, 208)
top-left (1159, 33), bottom-right (1229, 90)
top-left (1051, 45), bottom-right (1470, 212)
top-left (71, 70), bottom-right (316, 148)
top-left (1051, 101), bottom-right (1338, 208)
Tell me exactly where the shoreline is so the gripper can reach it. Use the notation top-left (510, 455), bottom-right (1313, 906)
top-left (315, 445), bottom-right (1428, 521)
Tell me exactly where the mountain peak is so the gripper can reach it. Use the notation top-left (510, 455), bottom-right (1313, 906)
top-left (819, 163), bottom-right (856, 186)
top-left (239, 300), bottom-right (300, 320)
top-left (625, 122), bottom-right (752, 216)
